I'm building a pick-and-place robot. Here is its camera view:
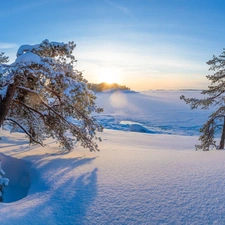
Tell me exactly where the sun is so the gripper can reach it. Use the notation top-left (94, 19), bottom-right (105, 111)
top-left (98, 67), bottom-right (121, 84)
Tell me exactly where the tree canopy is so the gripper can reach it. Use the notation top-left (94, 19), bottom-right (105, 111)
top-left (0, 40), bottom-right (103, 151)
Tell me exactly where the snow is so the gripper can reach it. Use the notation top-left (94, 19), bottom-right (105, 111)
top-left (95, 90), bottom-right (212, 135)
top-left (0, 86), bottom-right (8, 99)
top-left (1, 90), bottom-right (225, 224)
top-left (17, 44), bottom-right (40, 57)
top-left (16, 40), bottom-right (66, 57)
top-left (0, 152), bottom-right (30, 203)
top-left (14, 52), bottom-right (41, 64)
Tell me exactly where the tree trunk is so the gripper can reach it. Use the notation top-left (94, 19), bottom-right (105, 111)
top-left (0, 83), bottom-right (17, 127)
top-left (219, 117), bottom-right (225, 149)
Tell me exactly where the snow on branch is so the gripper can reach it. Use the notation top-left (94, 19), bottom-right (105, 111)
top-left (0, 39), bottom-right (103, 151)
top-left (181, 47), bottom-right (225, 150)
top-left (0, 159), bottom-right (9, 202)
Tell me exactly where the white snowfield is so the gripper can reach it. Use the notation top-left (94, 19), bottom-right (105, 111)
top-left (0, 91), bottom-right (225, 225)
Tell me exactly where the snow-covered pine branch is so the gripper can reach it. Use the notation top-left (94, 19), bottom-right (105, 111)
top-left (180, 48), bottom-right (225, 150)
top-left (0, 159), bottom-right (9, 202)
top-left (0, 39), bottom-right (103, 151)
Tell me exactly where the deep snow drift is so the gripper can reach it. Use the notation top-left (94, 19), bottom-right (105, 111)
top-left (0, 152), bottom-right (30, 203)
top-left (1, 91), bottom-right (224, 225)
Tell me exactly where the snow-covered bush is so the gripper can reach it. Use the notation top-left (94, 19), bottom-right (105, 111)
top-left (0, 40), bottom-right (103, 151)
top-left (0, 159), bottom-right (9, 202)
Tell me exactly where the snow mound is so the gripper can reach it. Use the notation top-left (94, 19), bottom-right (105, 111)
top-left (0, 153), bottom-right (31, 203)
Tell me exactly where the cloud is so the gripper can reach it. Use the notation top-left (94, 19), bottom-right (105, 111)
top-left (0, 43), bottom-right (18, 49)
top-left (104, 0), bottom-right (135, 19)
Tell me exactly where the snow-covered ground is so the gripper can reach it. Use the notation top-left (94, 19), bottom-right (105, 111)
top-left (1, 91), bottom-right (225, 225)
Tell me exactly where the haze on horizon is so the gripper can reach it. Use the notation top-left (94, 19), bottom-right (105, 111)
top-left (1, 0), bottom-right (225, 91)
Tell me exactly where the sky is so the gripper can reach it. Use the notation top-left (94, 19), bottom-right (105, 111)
top-left (1, 0), bottom-right (225, 90)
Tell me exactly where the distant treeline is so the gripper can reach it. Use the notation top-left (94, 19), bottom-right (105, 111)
top-left (88, 82), bottom-right (131, 92)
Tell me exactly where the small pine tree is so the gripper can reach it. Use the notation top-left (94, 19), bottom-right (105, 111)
top-left (181, 48), bottom-right (225, 150)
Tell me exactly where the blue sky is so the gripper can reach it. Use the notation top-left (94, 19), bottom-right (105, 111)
top-left (1, 0), bottom-right (225, 90)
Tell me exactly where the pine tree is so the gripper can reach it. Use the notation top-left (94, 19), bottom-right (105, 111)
top-left (180, 48), bottom-right (225, 150)
top-left (0, 40), bottom-right (103, 151)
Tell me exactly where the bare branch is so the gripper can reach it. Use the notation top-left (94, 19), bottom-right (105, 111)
top-left (4, 117), bottom-right (44, 146)
top-left (17, 85), bottom-right (95, 147)
top-left (13, 99), bottom-right (46, 122)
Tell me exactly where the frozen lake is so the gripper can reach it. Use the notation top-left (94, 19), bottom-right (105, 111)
top-left (95, 90), bottom-right (212, 136)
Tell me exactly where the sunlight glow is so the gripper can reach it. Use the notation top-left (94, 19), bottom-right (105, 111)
top-left (110, 91), bottom-right (128, 108)
top-left (97, 67), bottom-right (121, 84)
